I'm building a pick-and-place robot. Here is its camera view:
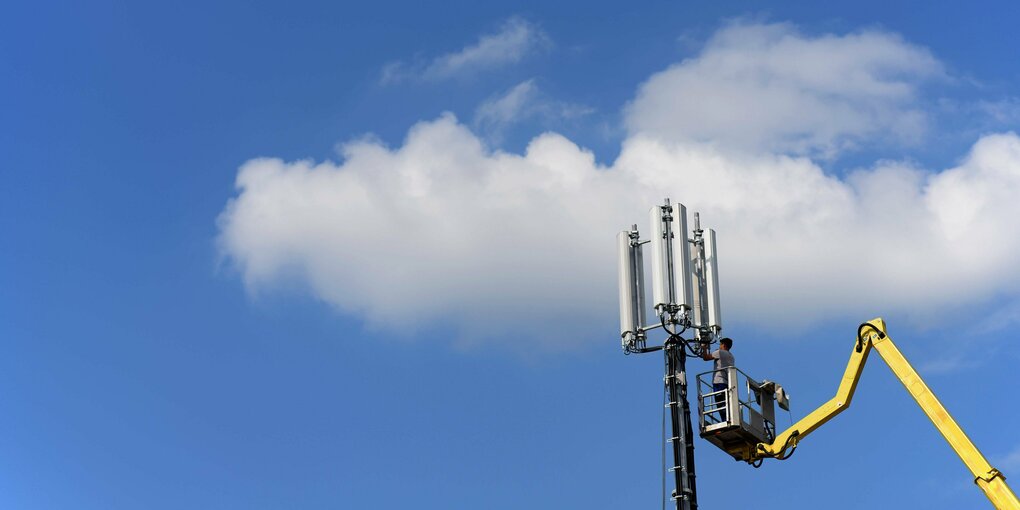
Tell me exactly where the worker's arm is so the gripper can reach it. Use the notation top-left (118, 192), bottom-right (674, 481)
top-left (701, 347), bottom-right (715, 361)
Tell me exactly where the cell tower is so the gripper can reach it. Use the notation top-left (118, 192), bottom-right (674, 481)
top-left (619, 201), bottom-right (1020, 510)
top-left (617, 198), bottom-right (723, 510)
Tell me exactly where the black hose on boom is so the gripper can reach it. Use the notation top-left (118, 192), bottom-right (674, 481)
top-left (856, 322), bottom-right (886, 353)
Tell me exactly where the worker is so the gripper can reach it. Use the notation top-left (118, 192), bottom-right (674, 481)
top-left (701, 338), bottom-right (734, 421)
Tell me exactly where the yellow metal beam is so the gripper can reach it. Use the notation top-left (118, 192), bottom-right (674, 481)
top-left (756, 321), bottom-right (872, 458)
top-left (754, 318), bottom-right (1020, 510)
top-left (868, 320), bottom-right (1019, 510)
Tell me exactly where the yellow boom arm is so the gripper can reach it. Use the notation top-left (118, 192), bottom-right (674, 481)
top-left (754, 318), bottom-right (1019, 510)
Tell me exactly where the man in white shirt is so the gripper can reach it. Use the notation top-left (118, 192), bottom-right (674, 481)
top-left (701, 338), bottom-right (734, 421)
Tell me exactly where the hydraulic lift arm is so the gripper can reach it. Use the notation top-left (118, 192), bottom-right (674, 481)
top-left (753, 318), bottom-right (1020, 510)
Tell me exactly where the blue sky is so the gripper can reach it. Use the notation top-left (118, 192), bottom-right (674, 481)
top-left (4, 1), bottom-right (1020, 509)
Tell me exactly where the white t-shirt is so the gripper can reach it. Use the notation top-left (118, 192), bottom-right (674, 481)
top-left (711, 349), bottom-right (735, 385)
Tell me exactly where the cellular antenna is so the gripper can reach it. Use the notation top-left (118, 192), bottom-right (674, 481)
top-left (616, 199), bottom-right (725, 510)
top-left (617, 226), bottom-right (646, 350)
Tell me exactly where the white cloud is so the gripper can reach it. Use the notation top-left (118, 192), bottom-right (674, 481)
top-left (473, 79), bottom-right (593, 141)
top-left (975, 97), bottom-right (1020, 124)
top-left (218, 22), bottom-right (1020, 345)
top-left (626, 21), bottom-right (944, 157)
top-left (916, 355), bottom-right (979, 375)
top-left (999, 444), bottom-right (1020, 472)
top-left (475, 79), bottom-right (540, 128)
top-left (973, 299), bottom-right (1020, 335)
top-left (217, 112), bottom-right (1020, 342)
top-left (382, 17), bottom-right (549, 84)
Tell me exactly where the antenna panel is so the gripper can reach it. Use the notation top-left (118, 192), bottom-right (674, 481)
top-left (648, 206), bottom-right (668, 312)
top-left (634, 238), bottom-right (647, 329)
top-left (617, 231), bottom-right (638, 343)
top-left (672, 203), bottom-right (694, 310)
top-left (704, 228), bottom-right (723, 332)
top-left (689, 246), bottom-right (703, 329)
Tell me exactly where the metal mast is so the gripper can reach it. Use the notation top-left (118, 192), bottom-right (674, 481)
top-left (665, 335), bottom-right (698, 509)
top-left (618, 198), bottom-right (724, 510)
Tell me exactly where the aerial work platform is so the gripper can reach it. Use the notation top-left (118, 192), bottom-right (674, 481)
top-left (693, 320), bottom-right (1020, 509)
top-left (696, 366), bottom-right (788, 462)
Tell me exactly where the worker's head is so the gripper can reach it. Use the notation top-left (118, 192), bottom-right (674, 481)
top-left (720, 338), bottom-right (733, 350)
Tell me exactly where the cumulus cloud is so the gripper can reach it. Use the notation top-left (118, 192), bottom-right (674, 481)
top-left (218, 112), bottom-right (1020, 342)
top-left (382, 17), bottom-right (549, 84)
top-left (626, 21), bottom-right (944, 157)
top-left (218, 22), bottom-right (1020, 345)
